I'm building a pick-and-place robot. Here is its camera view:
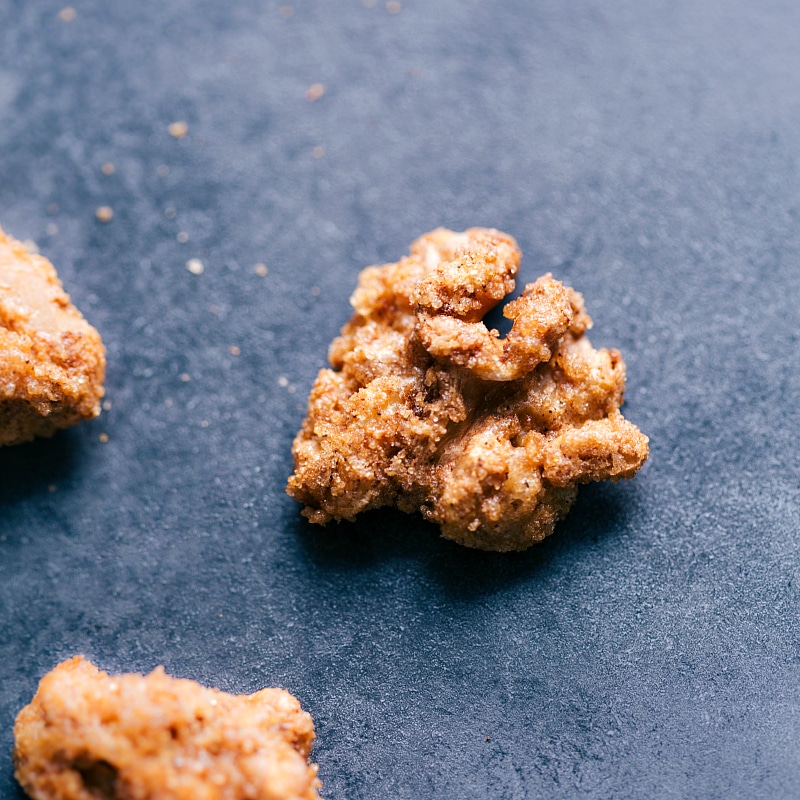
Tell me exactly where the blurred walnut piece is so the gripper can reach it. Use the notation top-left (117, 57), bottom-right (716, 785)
top-left (14, 657), bottom-right (322, 800)
top-left (287, 227), bottom-right (649, 552)
top-left (0, 226), bottom-right (105, 446)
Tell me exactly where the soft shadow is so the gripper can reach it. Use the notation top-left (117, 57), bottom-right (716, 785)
top-left (7, 781), bottom-right (26, 800)
top-left (293, 480), bottom-right (633, 601)
top-left (0, 764), bottom-right (26, 800)
top-left (0, 429), bottom-right (80, 509)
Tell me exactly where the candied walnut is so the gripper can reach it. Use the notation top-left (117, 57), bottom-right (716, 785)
top-left (287, 228), bottom-right (649, 552)
top-left (13, 657), bottom-right (322, 800)
top-left (0, 226), bottom-right (105, 446)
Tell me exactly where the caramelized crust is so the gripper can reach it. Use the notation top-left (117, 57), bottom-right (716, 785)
top-left (0, 227), bottom-right (105, 446)
top-left (14, 657), bottom-right (322, 800)
top-left (287, 228), bottom-right (649, 551)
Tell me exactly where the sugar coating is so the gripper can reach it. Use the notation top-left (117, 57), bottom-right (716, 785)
top-left (0, 226), bottom-right (105, 446)
top-left (287, 228), bottom-right (649, 551)
top-left (14, 657), bottom-right (322, 800)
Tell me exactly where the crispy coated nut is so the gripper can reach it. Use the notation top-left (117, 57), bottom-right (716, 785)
top-left (287, 227), bottom-right (649, 551)
top-left (0, 226), bottom-right (105, 446)
top-left (13, 657), bottom-right (322, 800)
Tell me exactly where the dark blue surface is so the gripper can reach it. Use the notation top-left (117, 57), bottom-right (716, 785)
top-left (2, 1), bottom-right (800, 798)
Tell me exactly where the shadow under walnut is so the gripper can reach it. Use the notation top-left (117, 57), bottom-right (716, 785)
top-left (0, 226), bottom-right (105, 446)
top-left (287, 228), bottom-right (648, 552)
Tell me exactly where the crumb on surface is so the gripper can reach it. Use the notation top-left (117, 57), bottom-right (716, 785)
top-left (186, 258), bottom-right (204, 275)
top-left (287, 227), bottom-right (649, 552)
top-left (58, 7), bottom-right (76, 22)
top-left (168, 121), bottom-right (189, 139)
top-left (13, 656), bottom-right (322, 800)
top-left (95, 206), bottom-right (113, 223)
top-left (305, 83), bottom-right (325, 102)
top-left (101, 162), bottom-right (115, 176)
top-left (255, 263), bottom-right (268, 277)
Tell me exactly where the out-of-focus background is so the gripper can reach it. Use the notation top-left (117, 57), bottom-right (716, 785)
top-left (2, 1), bottom-right (800, 797)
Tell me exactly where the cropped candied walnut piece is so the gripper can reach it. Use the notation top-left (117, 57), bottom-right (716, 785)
top-left (287, 227), bottom-right (649, 552)
top-left (0, 226), bottom-right (105, 446)
top-left (14, 657), bottom-right (322, 800)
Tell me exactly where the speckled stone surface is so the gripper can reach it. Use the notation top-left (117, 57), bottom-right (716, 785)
top-left (2, 1), bottom-right (800, 798)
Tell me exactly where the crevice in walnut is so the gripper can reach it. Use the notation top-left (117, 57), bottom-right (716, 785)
top-left (73, 757), bottom-right (119, 799)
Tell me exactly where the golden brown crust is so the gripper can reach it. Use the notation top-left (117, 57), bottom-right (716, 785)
top-left (287, 227), bottom-right (649, 551)
top-left (0, 227), bottom-right (105, 446)
top-left (13, 657), bottom-right (322, 800)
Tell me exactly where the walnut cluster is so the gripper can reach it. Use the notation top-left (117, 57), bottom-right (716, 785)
top-left (0, 227), bottom-right (105, 446)
top-left (287, 228), bottom-right (649, 551)
top-left (14, 657), bottom-right (322, 800)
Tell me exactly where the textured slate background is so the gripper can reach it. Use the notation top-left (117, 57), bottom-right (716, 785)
top-left (2, 1), bottom-right (800, 798)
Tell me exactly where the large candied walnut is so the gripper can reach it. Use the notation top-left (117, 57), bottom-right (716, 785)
top-left (14, 657), bottom-right (322, 800)
top-left (0, 226), bottom-right (105, 446)
top-left (287, 228), bottom-right (649, 552)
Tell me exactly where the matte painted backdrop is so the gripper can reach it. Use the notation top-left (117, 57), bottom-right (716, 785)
top-left (2, 1), bottom-right (799, 798)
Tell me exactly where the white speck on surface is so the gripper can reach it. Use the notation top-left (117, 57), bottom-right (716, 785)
top-left (186, 258), bottom-right (204, 275)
